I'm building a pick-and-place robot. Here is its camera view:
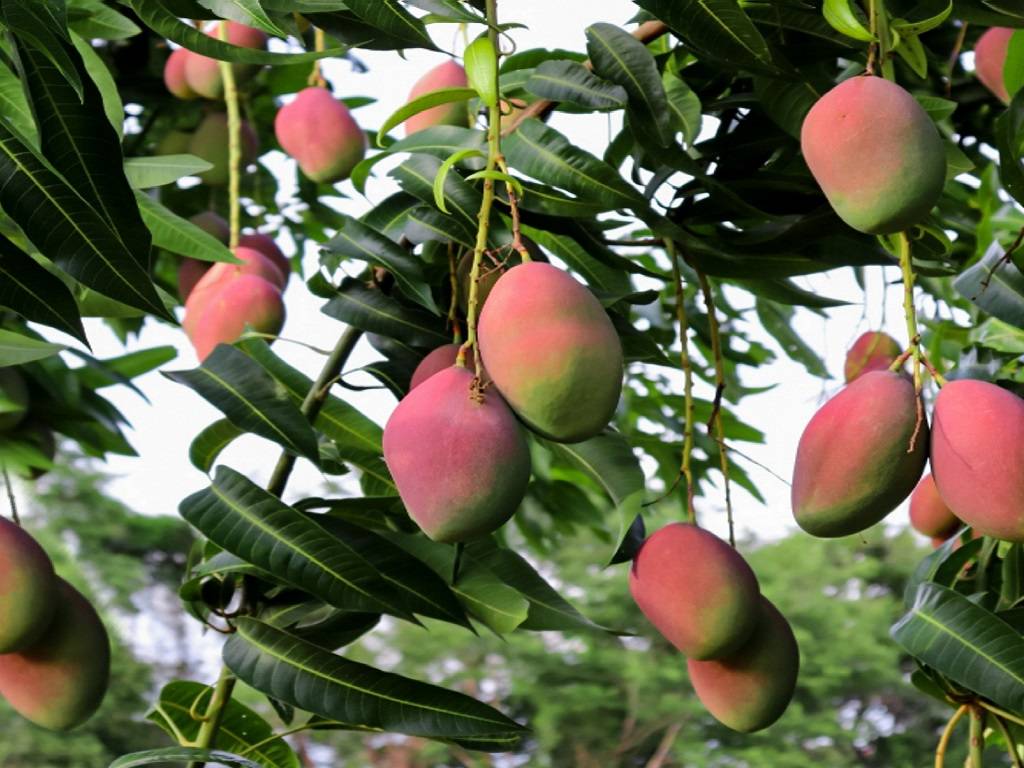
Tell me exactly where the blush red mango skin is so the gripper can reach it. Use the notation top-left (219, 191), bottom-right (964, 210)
top-left (187, 274), bottom-right (285, 361)
top-left (275, 87), bottom-right (366, 184)
top-left (0, 518), bottom-right (56, 653)
top-left (792, 370), bottom-right (928, 537)
top-left (188, 113), bottom-right (259, 187)
top-left (185, 247), bottom-right (285, 333)
top-left (183, 22), bottom-right (267, 100)
top-left (0, 579), bottom-right (110, 731)
top-left (687, 597), bottom-right (800, 733)
top-left (163, 48), bottom-right (197, 100)
top-left (178, 212), bottom-right (233, 301)
top-left (409, 344), bottom-right (476, 390)
top-left (629, 523), bottom-right (760, 660)
top-left (383, 367), bottom-right (530, 542)
top-left (238, 232), bottom-right (289, 279)
top-left (931, 379), bottom-right (1024, 541)
top-left (405, 61), bottom-right (470, 136)
top-left (909, 473), bottom-right (961, 538)
top-left (975, 28), bottom-right (1014, 103)
top-left (844, 331), bottom-right (902, 383)
top-left (478, 263), bottom-right (623, 443)
top-left (801, 76), bottom-right (946, 235)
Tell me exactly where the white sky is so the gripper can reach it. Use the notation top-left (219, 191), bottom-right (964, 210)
top-left (38, 0), bottom-right (937, 549)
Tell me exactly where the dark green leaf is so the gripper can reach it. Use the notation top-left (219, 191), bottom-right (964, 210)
top-left (1, 0), bottom-right (82, 99)
top-left (955, 241), bottom-right (1024, 328)
top-left (0, 236), bottom-right (85, 341)
top-left (526, 60), bottom-right (627, 111)
top-left (135, 192), bottom-right (236, 265)
top-left (341, 0), bottom-right (437, 50)
top-left (189, 419), bottom-right (244, 473)
top-left (0, 327), bottom-right (63, 365)
top-left (322, 278), bottom-right (449, 348)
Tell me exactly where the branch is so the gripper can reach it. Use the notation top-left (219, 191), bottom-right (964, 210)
top-left (500, 20), bottom-right (668, 136)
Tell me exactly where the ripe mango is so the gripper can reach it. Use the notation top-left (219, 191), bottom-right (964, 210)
top-left (186, 274), bottom-right (285, 361)
top-left (687, 597), bottom-right (799, 733)
top-left (801, 76), bottom-right (946, 234)
top-left (163, 48), bottom-right (197, 100)
top-left (909, 473), bottom-right (961, 539)
top-left (188, 113), bottom-right (259, 187)
top-left (0, 518), bottom-right (56, 653)
top-left (183, 22), bottom-right (267, 100)
top-left (405, 61), bottom-right (470, 136)
top-left (792, 370), bottom-right (927, 537)
top-left (0, 367), bottom-right (29, 432)
top-left (844, 331), bottom-right (901, 382)
top-left (629, 523), bottom-right (760, 660)
top-left (931, 379), bottom-right (1024, 541)
top-left (238, 232), bottom-right (289, 279)
top-left (478, 263), bottom-right (623, 443)
top-left (275, 87), bottom-right (366, 184)
top-left (409, 344), bottom-right (477, 391)
top-left (975, 28), bottom-right (1014, 103)
top-left (383, 367), bottom-right (530, 542)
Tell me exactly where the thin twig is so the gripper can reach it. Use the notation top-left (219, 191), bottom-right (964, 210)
top-left (935, 705), bottom-right (969, 768)
top-left (1, 464), bottom-right (19, 526)
top-left (992, 713), bottom-right (1024, 768)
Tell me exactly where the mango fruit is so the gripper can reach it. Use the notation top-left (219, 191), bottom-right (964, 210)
top-left (629, 523), bottom-right (760, 660)
top-left (405, 61), bottom-right (470, 136)
top-left (186, 273), bottom-right (285, 361)
top-left (931, 379), bottom-right (1024, 541)
top-left (801, 76), bottom-right (946, 234)
top-left (409, 344), bottom-right (476, 391)
top-left (0, 367), bottom-right (29, 432)
top-left (188, 113), bottom-right (259, 187)
top-left (687, 597), bottom-right (799, 733)
top-left (163, 47), bottom-right (197, 100)
top-left (844, 331), bottom-right (901, 382)
top-left (238, 232), bottom-right (289, 279)
top-left (275, 87), bottom-right (366, 184)
top-left (478, 263), bottom-right (623, 443)
top-left (383, 367), bottom-right (530, 542)
top-left (975, 28), bottom-right (1014, 103)
top-left (909, 473), bottom-right (961, 539)
top-left (0, 579), bottom-right (110, 731)
top-left (0, 518), bottom-right (56, 653)
top-left (792, 370), bottom-right (927, 537)
top-left (183, 22), bottom-right (267, 100)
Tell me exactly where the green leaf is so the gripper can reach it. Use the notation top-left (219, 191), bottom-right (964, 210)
top-left (341, 0), bottom-right (437, 51)
top-left (663, 71), bottom-right (702, 146)
top-left (586, 23), bottom-right (670, 146)
top-left (0, 236), bottom-right (85, 342)
top-left (502, 119), bottom-right (640, 209)
top-left (73, 345), bottom-right (176, 389)
top-left (1006, 30), bottom-right (1024, 99)
top-left (391, 154), bottom-right (484, 239)
top-left (753, 76), bottom-right (818, 139)
top-left (126, 0), bottom-right (345, 64)
top-left (72, 31), bottom-right (124, 136)
top-left (0, 327), bottom-right (64, 365)
top-left (321, 278), bottom-right (449, 348)
top-left (635, 0), bottom-right (777, 73)
top-left (0, 59), bottom-right (37, 146)
top-left (375, 87), bottom-right (477, 147)
top-left (323, 215), bottom-right (438, 312)
top-left (124, 155), bottom-right (213, 188)
top-left (526, 60), bottom-right (627, 111)
top-left (109, 747), bottom-right (264, 768)
top-left (755, 298), bottom-right (828, 377)
top-left (522, 225), bottom-right (630, 293)
top-left (891, 0), bottom-right (953, 37)
top-left (181, 467), bottom-right (412, 617)
top-left (68, 0), bottom-right (141, 40)
top-left (955, 241), bottom-right (1024, 328)
top-left (892, 582), bottom-right (1024, 715)
top-left (822, 0), bottom-right (875, 41)
top-left (196, 0), bottom-right (289, 38)
top-left (997, 88), bottom-right (1024, 208)
top-left (189, 419), bottom-right (244, 473)
top-left (163, 345), bottom-right (320, 462)
top-left (465, 35), bottom-right (499, 108)
top-left (135, 192), bottom-right (236, 265)
top-left (433, 148), bottom-right (486, 213)
top-left (148, 680), bottom-right (300, 768)
top-left (224, 618), bottom-right (527, 750)
top-left (1, 0), bottom-right (82, 100)
top-left (740, 278), bottom-right (848, 309)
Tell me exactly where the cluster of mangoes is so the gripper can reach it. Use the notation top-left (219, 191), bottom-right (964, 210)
top-left (383, 262), bottom-right (623, 541)
top-left (0, 517), bottom-right (110, 731)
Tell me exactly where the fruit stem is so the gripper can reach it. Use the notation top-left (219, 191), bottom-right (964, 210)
top-left (934, 704), bottom-right (969, 768)
top-left (1, 464), bottom-right (19, 525)
top-left (992, 713), bottom-right (1024, 768)
top-left (969, 704), bottom-right (986, 768)
top-left (447, 243), bottom-right (463, 344)
top-left (217, 24), bottom-right (241, 251)
top-left (308, 27), bottom-right (327, 88)
top-left (186, 666), bottom-right (238, 768)
top-left (496, 155), bottom-right (530, 263)
top-left (669, 241), bottom-right (696, 524)
top-left (898, 230), bottom-right (932, 450)
top-left (456, 0), bottom-right (501, 377)
top-left (696, 269), bottom-right (734, 547)
top-left (978, 701), bottom-right (1024, 729)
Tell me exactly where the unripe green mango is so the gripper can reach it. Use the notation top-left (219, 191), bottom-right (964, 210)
top-left (478, 262), bottom-right (623, 443)
top-left (931, 379), bottom-right (1024, 541)
top-left (792, 370), bottom-right (927, 537)
top-left (629, 523), bottom-right (760, 660)
top-left (188, 113), bottom-right (259, 187)
top-left (0, 367), bottom-right (29, 432)
top-left (0, 579), bottom-right (110, 731)
top-left (687, 597), bottom-right (799, 733)
top-left (383, 366), bottom-right (530, 542)
top-left (801, 76), bottom-right (946, 235)
top-left (0, 517), bottom-right (57, 653)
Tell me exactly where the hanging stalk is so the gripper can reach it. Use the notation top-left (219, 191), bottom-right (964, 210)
top-left (669, 240), bottom-right (696, 523)
top-left (217, 25), bottom-right (242, 250)
top-left (1, 465), bottom-right (19, 525)
top-left (934, 705), bottom-right (969, 768)
top-left (969, 705), bottom-right (986, 768)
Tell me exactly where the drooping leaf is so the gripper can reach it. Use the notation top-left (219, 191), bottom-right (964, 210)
top-left (135, 192), bottom-right (236, 265)
top-left (339, 0), bottom-right (437, 51)
top-left (0, 236), bottom-right (85, 342)
top-left (0, 328), bottom-right (64, 365)
top-left (955, 241), bottom-right (1024, 328)
top-left (376, 87), bottom-right (477, 146)
top-left (189, 419), bottom-right (244, 473)
top-left (124, 155), bottom-right (213, 188)
top-left (0, 0), bottom-right (82, 99)
top-left (322, 278), bottom-right (449, 348)
top-left (526, 60), bottom-right (627, 111)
